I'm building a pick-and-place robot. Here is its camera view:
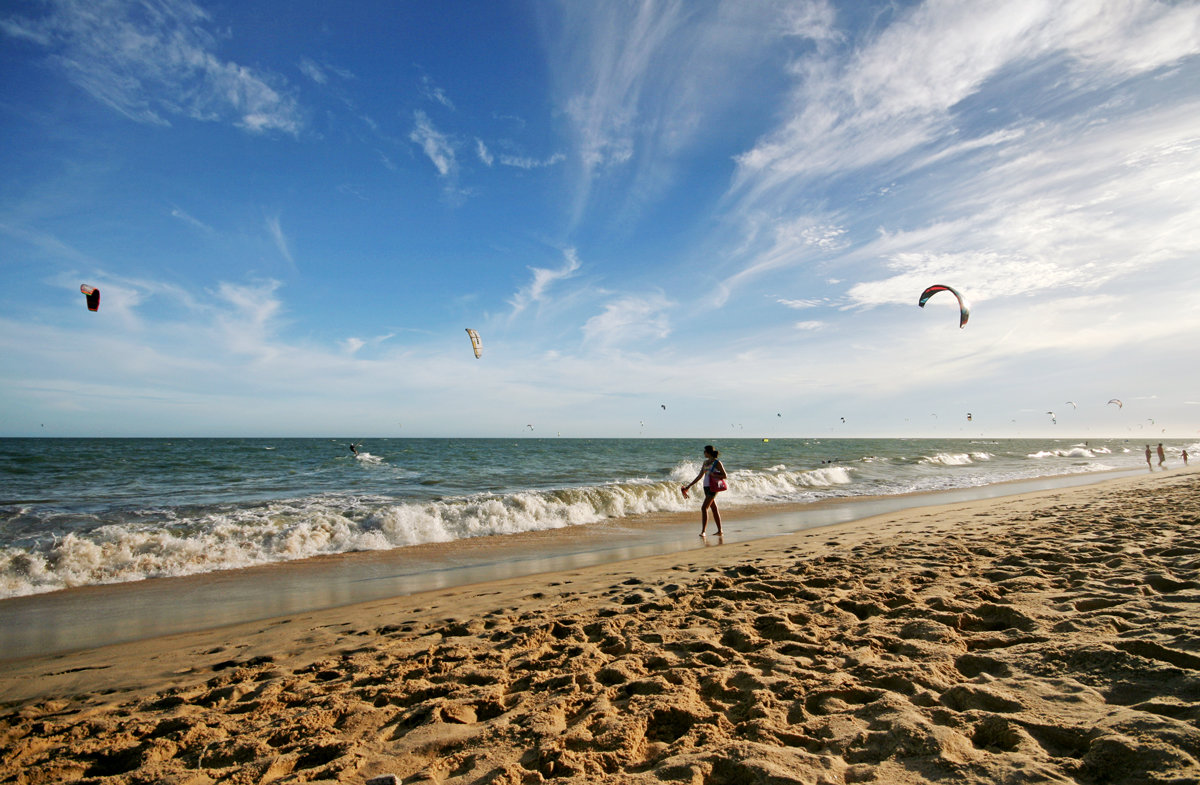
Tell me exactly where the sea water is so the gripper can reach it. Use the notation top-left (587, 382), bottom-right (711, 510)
top-left (0, 437), bottom-right (1190, 598)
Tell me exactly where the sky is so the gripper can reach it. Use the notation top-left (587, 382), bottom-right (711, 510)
top-left (2, 0), bottom-right (1199, 439)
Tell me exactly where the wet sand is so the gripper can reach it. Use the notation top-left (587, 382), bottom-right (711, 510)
top-left (2, 468), bottom-right (1199, 784)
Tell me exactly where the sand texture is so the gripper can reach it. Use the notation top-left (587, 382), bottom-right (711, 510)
top-left (3, 470), bottom-right (1200, 784)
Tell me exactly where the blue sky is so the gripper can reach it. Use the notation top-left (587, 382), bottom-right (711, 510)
top-left (2, 0), bottom-right (1199, 438)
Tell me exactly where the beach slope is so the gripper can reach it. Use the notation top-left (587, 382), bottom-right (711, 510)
top-left (2, 470), bottom-right (1199, 784)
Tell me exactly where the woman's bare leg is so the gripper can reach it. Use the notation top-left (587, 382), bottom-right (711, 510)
top-left (711, 502), bottom-right (722, 535)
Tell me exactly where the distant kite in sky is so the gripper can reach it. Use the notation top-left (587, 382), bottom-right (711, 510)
top-left (1047, 411), bottom-right (1057, 425)
top-left (80, 284), bottom-right (100, 312)
top-left (918, 284), bottom-right (969, 328)
top-left (661, 404), bottom-right (666, 410)
top-left (1108, 398), bottom-right (1123, 409)
top-left (465, 328), bottom-right (482, 359)
top-left (967, 413), bottom-right (973, 422)
top-left (1066, 401), bottom-right (1077, 409)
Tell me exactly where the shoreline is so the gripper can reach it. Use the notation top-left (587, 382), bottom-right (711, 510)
top-left (0, 465), bottom-right (1154, 661)
top-left (2, 468), bottom-right (1197, 783)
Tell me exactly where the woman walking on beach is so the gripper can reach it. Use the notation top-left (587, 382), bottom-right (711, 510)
top-left (681, 445), bottom-right (727, 537)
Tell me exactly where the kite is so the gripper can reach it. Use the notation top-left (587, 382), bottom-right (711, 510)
top-left (1047, 411), bottom-right (1056, 425)
top-left (661, 404), bottom-right (666, 410)
top-left (918, 284), bottom-right (969, 328)
top-left (80, 284), bottom-right (100, 312)
top-left (967, 413), bottom-right (973, 422)
top-left (1107, 398), bottom-right (1123, 409)
top-left (465, 328), bottom-right (482, 359)
top-left (1066, 401), bottom-right (1077, 409)
top-left (840, 417), bottom-right (846, 423)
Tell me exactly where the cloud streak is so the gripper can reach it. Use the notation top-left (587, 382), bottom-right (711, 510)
top-left (2, 0), bottom-right (303, 134)
top-left (410, 111), bottom-right (457, 179)
top-left (731, 0), bottom-right (1200, 208)
top-left (265, 215), bottom-right (294, 268)
top-left (509, 249), bottom-right (582, 316)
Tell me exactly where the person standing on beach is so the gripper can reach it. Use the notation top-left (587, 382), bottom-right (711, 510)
top-left (1184, 449), bottom-right (1190, 466)
top-left (1146, 445), bottom-right (1153, 470)
top-left (681, 445), bottom-right (727, 537)
top-left (1158, 443), bottom-right (1166, 468)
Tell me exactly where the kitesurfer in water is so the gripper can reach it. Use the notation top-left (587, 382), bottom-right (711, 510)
top-left (349, 442), bottom-right (360, 457)
top-left (681, 445), bottom-right (726, 537)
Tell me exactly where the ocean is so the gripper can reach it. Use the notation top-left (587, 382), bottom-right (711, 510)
top-left (0, 436), bottom-right (1191, 599)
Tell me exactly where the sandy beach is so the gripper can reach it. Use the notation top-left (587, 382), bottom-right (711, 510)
top-left (3, 468), bottom-right (1199, 784)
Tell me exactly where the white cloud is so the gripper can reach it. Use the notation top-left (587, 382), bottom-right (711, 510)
top-left (298, 57), bottom-right (327, 84)
top-left (213, 280), bottom-right (284, 358)
top-left (500, 152), bottom-right (566, 169)
top-left (509, 248), bottom-right (582, 316)
top-left (410, 111), bottom-right (456, 178)
top-left (793, 320), bottom-right (824, 330)
top-left (170, 205), bottom-right (213, 234)
top-left (581, 293), bottom-right (673, 348)
top-left (265, 215), bottom-right (294, 267)
top-left (2, 0), bottom-right (303, 134)
top-left (724, 216), bottom-right (849, 294)
top-left (732, 0), bottom-right (1200, 208)
top-left (420, 74), bottom-right (455, 110)
top-left (476, 138), bottom-right (494, 166)
top-left (778, 298), bottom-right (824, 309)
top-left (544, 1), bottom-right (828, 223)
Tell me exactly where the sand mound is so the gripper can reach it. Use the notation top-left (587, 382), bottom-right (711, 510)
top-left (3, 473), bottom-right (1200, 784)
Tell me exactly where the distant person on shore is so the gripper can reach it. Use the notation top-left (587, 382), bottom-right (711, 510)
top-left (1158, 443), bottom-right (1166, 468)
top-left (1146, 445), bottom-right (1153, 471)
top-left (681, 445), bottom-right (727, 537)
top-left (1183, 449), bottom-right (1189, 466)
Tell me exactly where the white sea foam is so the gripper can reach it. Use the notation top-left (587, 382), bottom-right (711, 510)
top-left (921, 453), bottom-right (974, 466)
top-left (0, 463), bottom-right (862, 598)
top-left (1027, 448), bottom-right (1094, 459)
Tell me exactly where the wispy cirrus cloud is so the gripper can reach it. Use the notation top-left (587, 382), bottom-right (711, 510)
top-left (715, 1), bottom-right (1200, 317)
top-left (731, 0), bottom-right (1200, 208)
top-left (778, 297), bottom-right (827, 310)
top-left (170, 205), bottom-right (213, 234)
top-left (475, 138), bottom-right (564, 170)
top-left (265, 215), bottom-right (294, 268)
top-left (420, 74), bottom-right (455, 110)
top-left (475, 138), bottom-right (494, 167)
top-left (543, 0), bottom-right (825, 223)
top-left (509, 248), bottom-right (582, 316)
top-left (2, 0), bottom-right (303, 134)
top-left (499, 152), bottom-right (566, 170)
top-left (410, 111), bottom-right (457, 179)
top-left (581, 292), bottom-right (673, 349)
